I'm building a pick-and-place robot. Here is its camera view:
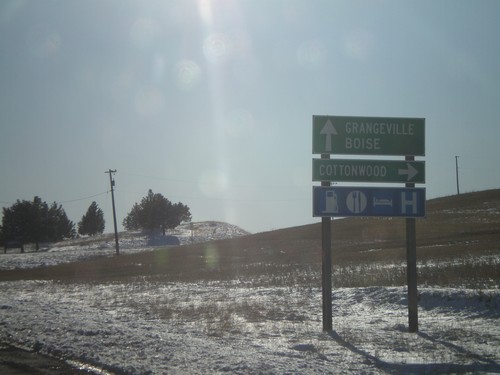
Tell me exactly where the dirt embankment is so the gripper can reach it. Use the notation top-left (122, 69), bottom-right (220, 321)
top-left (0, 344), bottom-right (91, 374)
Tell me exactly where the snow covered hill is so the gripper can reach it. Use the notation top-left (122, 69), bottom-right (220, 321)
top-left (0, 221), bottom-right (249, 271)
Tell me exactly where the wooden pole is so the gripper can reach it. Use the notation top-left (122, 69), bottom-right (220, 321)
top-left (106, 169), bottom-right (120, 256)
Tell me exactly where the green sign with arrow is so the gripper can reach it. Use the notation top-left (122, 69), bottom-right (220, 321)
top-left (313, 158), bottom-right (425, 183)
top-left (313, 115), bottom-right (425, 156)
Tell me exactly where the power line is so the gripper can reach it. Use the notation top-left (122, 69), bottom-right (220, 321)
top-left (59, 191), bottom-right (109, 204)
top-left (119, 170), bottom-right (306, 190)
top-left (1, 192), bottom-right (109, 207)
top-left (115, 188), bottom-right (307, 202)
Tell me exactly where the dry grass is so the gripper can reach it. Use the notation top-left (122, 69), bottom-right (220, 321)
top-left (1, 189), bottom-right (499, 288)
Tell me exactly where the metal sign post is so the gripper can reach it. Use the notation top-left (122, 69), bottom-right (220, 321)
top-left (321, 154), bottom-right (332, 332)
top-left (406, 156), bottom-right (418, 332)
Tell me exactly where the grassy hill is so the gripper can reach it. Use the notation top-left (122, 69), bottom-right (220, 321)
top-left (2, 189), bottom-right (499, 288)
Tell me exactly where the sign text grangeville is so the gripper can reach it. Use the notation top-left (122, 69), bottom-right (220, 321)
top-left (313, 115), bottom-right (425, 156)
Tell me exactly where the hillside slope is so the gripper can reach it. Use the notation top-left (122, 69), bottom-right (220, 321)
top-left (1, 189), bottom-right (499, 287)
top-left (1, 190), bottom-right (499, 374)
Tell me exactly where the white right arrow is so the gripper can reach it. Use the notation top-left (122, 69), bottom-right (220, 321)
top-left (320, 119), bottom-right (337, 152)
top-left (398, 163), bottom-right (418, 181)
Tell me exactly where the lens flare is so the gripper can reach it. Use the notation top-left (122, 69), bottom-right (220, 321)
top-left (174, 59), bottom-right (201, 90)
top-left (343, 28), bottom-right (374, 60)
top-left (155, 249), bottom-right (169, 267)
top-left (134, 86), bottom-right (165, 116)
top-left (297, 40), bottom-right (327, 69)
top-left (203, 33), bottom-right (232, 64)
top-left (204, 244), bottom-right (219, 269)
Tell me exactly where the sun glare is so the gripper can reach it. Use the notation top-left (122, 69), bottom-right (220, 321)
top-left (195, 0), bottom-right (242, 226)
top-left (198, 0), bottom-right (214, 26)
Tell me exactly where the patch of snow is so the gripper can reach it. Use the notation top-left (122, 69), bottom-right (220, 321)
top-left (0, 221), bottom-right (249, 271)
top-left (1, 221), bottom-right (499, 373)
top-left (0, 282), bottom-right (498, 373)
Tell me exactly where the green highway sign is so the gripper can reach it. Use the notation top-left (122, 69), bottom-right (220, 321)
top-left (313, 159), bottom-right (425, 183)
top-left (312, 115), bottom-right (425, 156)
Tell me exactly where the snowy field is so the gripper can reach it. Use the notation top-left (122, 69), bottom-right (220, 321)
top-left (1, 222), bottom-right (499, 374)
top-left (0, 221), bottom-right (249, 271)
top-left (1, 281), bottom-right (499, 374)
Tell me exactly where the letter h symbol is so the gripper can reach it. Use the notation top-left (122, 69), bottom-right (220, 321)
top-left (401, 191), bottom-right (418, 215)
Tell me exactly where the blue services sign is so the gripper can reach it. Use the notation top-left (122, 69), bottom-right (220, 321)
top-left (313, 186), bottom-right (426, 218)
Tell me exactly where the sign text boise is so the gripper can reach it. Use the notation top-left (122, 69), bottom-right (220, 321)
top-left (312, 115), bottom-right (425, 156)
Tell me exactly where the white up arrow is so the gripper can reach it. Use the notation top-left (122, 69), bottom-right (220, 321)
top-left (398, 163), bottom-right (418, 181)
top-left (320, 119), bottom-right (337, 152)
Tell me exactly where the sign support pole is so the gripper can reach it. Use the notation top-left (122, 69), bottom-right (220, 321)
top-left (405, 156), bottom-right (418, 332)
top-left (321, 154), bottom-right (332, 332)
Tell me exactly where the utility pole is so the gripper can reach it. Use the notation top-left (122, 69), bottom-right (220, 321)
top-left (455, 156), bottom-right (460, 195)
top-left (105, 169), bottom-right (119, 255)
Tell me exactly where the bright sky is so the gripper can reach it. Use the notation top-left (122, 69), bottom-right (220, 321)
top-left (1, 0), bottom-right (499, 234)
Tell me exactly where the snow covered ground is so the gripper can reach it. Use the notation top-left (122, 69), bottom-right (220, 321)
top-left (0, 221), bottom-right (499, 374)
top-left (0, 221), bottom-right (249, 271)
top-left (0, 281), bottom-right (498, 374)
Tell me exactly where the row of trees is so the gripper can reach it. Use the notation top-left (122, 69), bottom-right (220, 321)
top-left (1, 190), bottom-right (191, 248)
top-left (1, 197), bottom-right (75, 250)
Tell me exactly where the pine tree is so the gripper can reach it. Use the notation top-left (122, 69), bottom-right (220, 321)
top-left (78, 201), bottom-right (105, 236)
top-left (1, 197), bottom-right (75, 249)
top-left (123, 190), bottom-right (191, 234)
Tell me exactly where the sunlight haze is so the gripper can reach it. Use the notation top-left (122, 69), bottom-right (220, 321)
top-left (1, 0), bottom-right (499, 233)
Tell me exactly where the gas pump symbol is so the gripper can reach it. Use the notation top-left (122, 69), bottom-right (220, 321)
top-left (324, 190), bottom-right (339, 213)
